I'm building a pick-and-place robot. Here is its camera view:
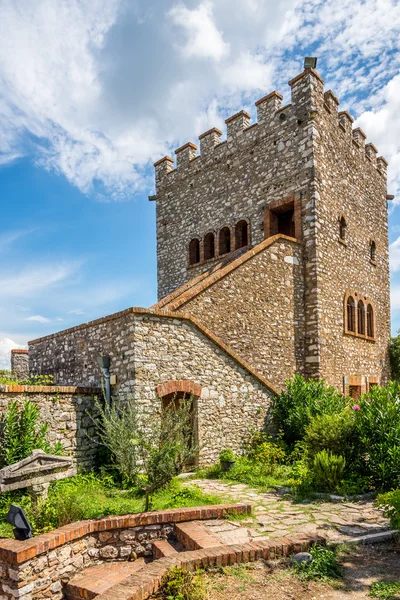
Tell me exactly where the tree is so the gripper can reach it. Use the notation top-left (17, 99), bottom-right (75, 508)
top-left (95, 395), bottom-right (197, 510)
top-left (389, 332), bottom-right (400, 382)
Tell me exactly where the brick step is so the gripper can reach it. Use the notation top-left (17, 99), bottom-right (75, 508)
top-left (175, 521), bottom-right (222, 550)
top-left (152, 539), bottom-right (180, 559)
top-left (65, 559), bottom-right (146, 600)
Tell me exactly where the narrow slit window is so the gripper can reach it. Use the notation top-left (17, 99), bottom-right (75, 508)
top-left (357, 300), bottom-right (365, 335)
top-left (189, 239), bottom-right (200, 265)
top-left (235, 220), bottom-right (248, 249)
top-left (339, 216), bottom-right (347, 241)
top-left (367, 304), bottom-right (374, 337)
top-left (219, 227), bottom-right (231, 255)
top-left (370, 240), bottom-right (376, 261)
top-left (347, 296), bottom-right (356, 332)
top-left (203, 232), bottom-right (215, 261)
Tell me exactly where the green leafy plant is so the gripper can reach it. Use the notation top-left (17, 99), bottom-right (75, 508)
top-left (219, 448), bottom-right (236, 463)
top-left (312, 450), bottom-right (346, 492)
top-left (293, 545), bottom-right (342, 581)
top-left (389, 331), bottom-right (400, 383)
top-left (158, 566), bottom-right (205, 600)
top-left (245, 430), bottom-right (286, 474)
top-left (376, 490), bottom-right (400, 529)
top-left (370, 580), bottom-right (400, 599)
top-left (95, 395), bottom-right (197, 510)
top-left (23, 374), bottom-right (54, 386)
top-left (273, 375), bottom-right (347, 448)
top-left (354, 383), bottom-right (400, 490)
top-left (0, 400), bottom-right (63, 467)
top-left (304, 410), bottom-right (356, 460)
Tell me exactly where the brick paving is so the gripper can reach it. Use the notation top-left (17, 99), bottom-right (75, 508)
top-left (187, 479), bottom-right (390, 544)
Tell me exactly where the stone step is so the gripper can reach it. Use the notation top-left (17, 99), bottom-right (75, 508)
top-left (175, 521), bottom-right (222, 550)
top-left (152, 539), bottom-right (179, 559)
top-left (65, 559), bottom-right (146, 600)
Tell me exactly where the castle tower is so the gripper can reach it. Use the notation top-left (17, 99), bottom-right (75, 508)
top-left (151, 64), bottom-right (391, 393)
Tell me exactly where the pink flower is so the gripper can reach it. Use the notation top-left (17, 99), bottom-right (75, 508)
top-left (352, 404), bottom-right (361, 411)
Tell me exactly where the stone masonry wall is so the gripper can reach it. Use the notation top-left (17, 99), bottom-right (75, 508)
top-left (0, 387), bottom-right (99, 470)
top-left (164, 236), bottom-right (305, 390)
top-left (310, 81), bottom-right (391, 388)
top-left (10, 350), bottom-right (29, 380)
top-left (153, 78), bottom-right (316, 300)
top-left (29, 309), bottom-right (275, 465)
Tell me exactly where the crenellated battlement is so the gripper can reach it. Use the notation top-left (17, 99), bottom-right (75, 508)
top-left (153, 66), bottom-right (387, 192)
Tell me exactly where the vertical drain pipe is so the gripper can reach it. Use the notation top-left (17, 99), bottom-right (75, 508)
top-left (98, 355), bottom-right (111, 413)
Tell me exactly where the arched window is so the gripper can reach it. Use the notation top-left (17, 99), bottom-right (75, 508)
top-left (219, 227), bottom-right (231, 255)
top-left (203, 232), bottom-right (215, 261)
top-left (235, 220), bottom-right (248, 250)
top-left (357, 300), bottom-right (365, 335)
top-left (370, 240), bottom-right (376, 261)
top-left (347, 296), bottom-right (356, 332)
top-left (367, 304), bottom-right (374, 337)
top-left (189, 238), bottom-right (200, 265)
top-left (339, 216), bottom-right (347, 241)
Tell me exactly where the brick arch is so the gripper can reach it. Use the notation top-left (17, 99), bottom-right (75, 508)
top-left (156, 379), bottom-right (202, 398)
top-left (343, 290), bottom-right (376, 340)
top-left (234, 218), bottom-right (251, 250)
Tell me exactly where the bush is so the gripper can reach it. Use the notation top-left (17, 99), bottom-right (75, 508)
top-left (0, 400), bottom-right (62, 467)
top-left (304, 411), bottom-right (356, 461)
top-left (376, 490), bottom-right (400, 529)
top-left (157, 566), bottom-right (205, 600)
top-left (219, 448), bottom-right (235, 462)
top-left (370, 580), bottom-right (400, 599)
top-left (354, 383), bottom-right (400, 490)
top-left (293, 545), bottom-right (342, 581)
top-left (273, 375), bottom-right (347, 447)
top-left (312, 450), bottom-right (346, 492)
top-left (245, 430), bottom-right (286, 474)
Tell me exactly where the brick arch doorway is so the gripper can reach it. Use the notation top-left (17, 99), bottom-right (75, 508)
top-left (156, 380), bottom-right (202, 470)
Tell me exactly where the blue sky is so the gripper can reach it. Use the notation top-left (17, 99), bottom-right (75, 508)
top-left (1, 0), bottom-right (400, 367)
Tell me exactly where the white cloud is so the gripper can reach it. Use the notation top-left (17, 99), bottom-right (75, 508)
top-left (0, 338), bottom-right (26, 370)
top-left (25, 315), bottom-right (51, 323)
top-left (0, 0), bottom-right (400, 202)
top-left (169, 1), bottom-right (229, 61)
top-left (0, 262), bottom-right (82, 299)
top-left (390, 236), bottom-right (400, 273)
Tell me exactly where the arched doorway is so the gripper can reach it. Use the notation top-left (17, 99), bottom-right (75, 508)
top-left (156, 380), bottom-right (201, 469)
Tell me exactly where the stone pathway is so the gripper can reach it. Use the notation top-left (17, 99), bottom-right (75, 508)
top-left (187, 479), bottom-right (390, 545)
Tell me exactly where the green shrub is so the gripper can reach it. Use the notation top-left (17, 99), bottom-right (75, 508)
top-left (312, 450), bottom-right (346, 492)
top-left (376, 490), bottom-right (400, 529)
top-left (293, 545), bottom-right (342, 581)
top-left (354, 383), bottom-right (400, 490)
top-left (304, 411), bottom-right (356, 460)
top-left (219, 448), bottom-right (235, 462)
top-left (245, 430), bottom-right (286, 474)
top-left (0, 400), bottom-right (62, 467)
top-left (370, 580), bottom-right (400, 599)
top-left (214, 455), bottom-right (290, 489)
top-left (158, 566), bottom-right (205, 600)
top-left (273, 375), bottom-right (347, 447)
top-left (287, 457), bottom-right (314, 497)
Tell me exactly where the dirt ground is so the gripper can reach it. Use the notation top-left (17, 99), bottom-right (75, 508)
top-left (204, 542), bottom-right (400, 599)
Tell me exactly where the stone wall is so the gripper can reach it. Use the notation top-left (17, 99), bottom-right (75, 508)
top-left (29, 309), bottom-right (276, 465)
top-left (0, 386), bottom-right (99, 470)
top-left (153, 77), bottom-right (316, 300)
top-left (306, 75), bottom-right (391, 387)
top-left (157, 235), bottom-right (305, 390)
top-left (0, 504), bottom-right (250, 600)
top-left (10, 350), bottom-right (29, 380)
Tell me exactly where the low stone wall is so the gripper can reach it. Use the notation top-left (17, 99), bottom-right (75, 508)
top-left (0, 386), bottom-right (100, 470)
top-left (0, 504), bottom-right (250, 600)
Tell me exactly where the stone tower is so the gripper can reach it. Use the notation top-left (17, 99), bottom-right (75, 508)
top-left (151, 65), bottom-right (391, 394)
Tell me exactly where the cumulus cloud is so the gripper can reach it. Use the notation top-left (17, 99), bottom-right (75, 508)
top-left (0, 0), bottom-right (400, 202)
top-left (0, 338), bottom-right (26, 370)
top-left (390, 236), bottom-right (400, 273)
top-left (25, 315), bottom-right (51, 323)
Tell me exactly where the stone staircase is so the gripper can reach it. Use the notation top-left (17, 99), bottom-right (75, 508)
top-left (64, 518), bottom-right (324, 600)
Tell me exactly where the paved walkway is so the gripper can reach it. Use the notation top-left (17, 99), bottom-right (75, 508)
top-left (187, 479), bottom-right (390, 545)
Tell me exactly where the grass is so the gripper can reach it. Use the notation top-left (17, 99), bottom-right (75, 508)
top-left (195, 456), bottom-right (292, 491)
top-left (0, 474), bottom-right (225, 538)
top-left (370, 581), bottom-right (400, 599)
top-left (292, 544), bottom-right (342, 582)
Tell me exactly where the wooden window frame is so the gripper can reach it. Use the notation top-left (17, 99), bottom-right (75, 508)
top-left (344, 291), bottom-right (376, 342)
